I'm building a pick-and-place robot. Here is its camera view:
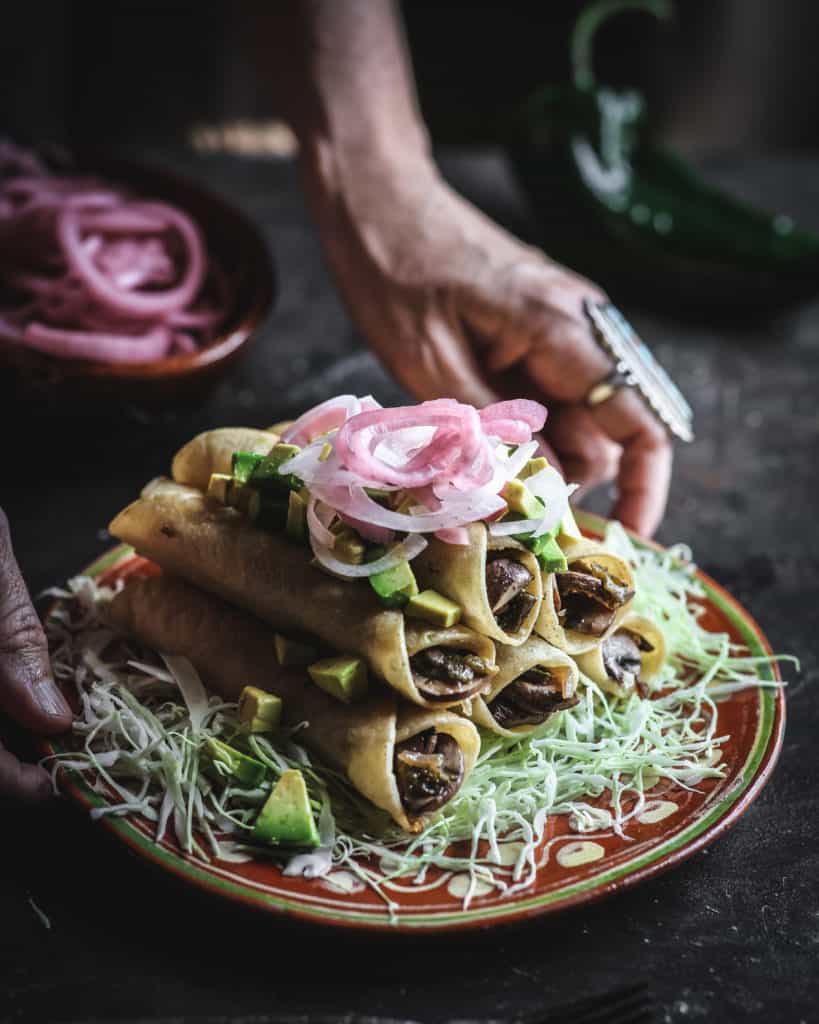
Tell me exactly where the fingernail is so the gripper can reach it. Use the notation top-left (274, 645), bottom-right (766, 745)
top-left (34, 680), bottom-right (71, 719)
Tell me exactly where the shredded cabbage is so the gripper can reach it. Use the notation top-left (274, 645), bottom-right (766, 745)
top-left (43, 526), bottom-right (791, 916)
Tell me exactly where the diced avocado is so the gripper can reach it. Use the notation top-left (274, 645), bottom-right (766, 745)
top-left (207, 473), bottom-right (232, 504)
top-left (250, 443), bottom-right (302, 492)
top-left (331, 525), bottom-right (366, 565)
top-left (516, 529), bottom-right (569, 573)
top-left (364, 487), bottom-right (393, 503)
top-left (501, 478), bottom-right (545, 520)
top-left (318, 441), bottom-right (333, 462)
top-left (367, 548), bottom-right (419, 608)
top-left (391, 492), bottom-right (417, 515)
top-left (231, 451), bottom-right (265, 485)
top-left (247, 490), bottom-right (288, 531)
top-left (532, 534), bottom-right (568, 573)
top-left (559, 505), bottom-right (583, 542)
top-left (274, 633), bottom-right (318, 667)
top-left (307, 655), bottom-right (368, 703)
top-left (251, 769), bottom-right (320, 847)
top-left (285, 489), bottom-right (308, 542)
top-left (209, 472), bottom-right (255, 513)
top-left (203, 737), bottom-right (268, 787)
top-left (238, 686), bottom-right (283, 733)
top-left (405, 589), bottom-right (462, 627)
top-left (518, 456), bottom-right (550, 480)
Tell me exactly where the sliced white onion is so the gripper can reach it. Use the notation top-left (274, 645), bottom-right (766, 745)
top-left (309, 532), bottom-right (428, 578)
top-left (306, 495), bottom-right (337, 549)
top-left (310, 482), bottom-right (506, 534)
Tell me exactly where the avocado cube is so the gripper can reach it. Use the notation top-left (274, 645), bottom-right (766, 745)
top-left (285, 489), bottom-right (308, 543)
top-left (307, 655), bottom-right (368, 703)
top-left (369, 562), bottom-right (419, 608)
top-left (518, 456), bottom-right (550, 481)
top-left (559, 505), bottom-right (583, 541)
top-left (247, 490), bottom-right (288, 531)
top-left (274, 633), bottom-right (318, 667)
top-left (251, 443), bottom-right (302, 493)
top-left (532, 534), bottom-right (568, 573)
top-left (501, 478), bottom-right (545, 520)
top-left (405, 589), bottom-right (463, 627)
top-left (252, 769), bottom-right (320, 847)
top-left (238, 686), bottom-right (283, 733)
top-left (366, 547), bottom-right (419, 608)
top-left (330, 524), bottom-right (366, 565)
top-left (231, 451), bottom-right (265, 485)
top-left (203, 737), bottom-right (268, 787)
top-left (206, 473), bottom-right (232, 504)
top-left (209, 472), bottom-right (255, 513)
top-left (391, 492), bottom-right (417, 515)
top-left (364, 487), bottom-right (393, 504)
top-left (318, 441), bottom-right (333, 462)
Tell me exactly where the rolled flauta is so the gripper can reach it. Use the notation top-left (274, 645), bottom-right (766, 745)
top-left (574, 613), bottom-right (667, 698)
top-left (465, 637), bottom-right (579, 738)
top-left (106, 575), bottom-right (479, 833)
top-left (534, 537), bottom-right (636, 657)
top-left (171, 428), bottom-right (279, 491)
top-left (108, 479), bottom-right (497, 709)
top-left (412, 523), bottom-right (543, 646)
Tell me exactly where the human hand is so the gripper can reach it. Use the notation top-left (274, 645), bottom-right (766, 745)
top-left (0, 509), bottom-right (72, 801)
top-left (305, 157), bottom-right (671, 535)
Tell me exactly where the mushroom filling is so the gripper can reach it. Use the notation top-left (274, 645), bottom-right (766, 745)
top-left (394, 729), bottom-right (465, 817)
top-left (485, 554), bottom-right (536, 633)
top-left (410, 647), bottom-right (495, 702)
top-left (489, 666), bottom-right (579, 729)
top-left (601, 628), bottom-right (655, 686)
top-left (556, 560), bottom-right (634, 636)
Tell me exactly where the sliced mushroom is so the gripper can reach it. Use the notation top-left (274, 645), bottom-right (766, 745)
top-left (556, 560), bottom-right (633, 636)
top-left (489, 667), bottom-right (580, 729)
top-left (560, 599), bottom-right (617, 636)
top-left (394, 729), bottom-right (465, 817)
top-left (495, 590), bottom-right (537, 634)
top-left (485, 556), bottom-right (534, 613)
top-left (601, 628), bottom-right (653, 686)
top-left (410, 647), bottom-right (494, 702)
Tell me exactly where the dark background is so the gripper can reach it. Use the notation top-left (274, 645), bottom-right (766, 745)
top-left (5, 1), bottom-right (819, 155)
top-left (2, 4), bottom-right (819, 1024)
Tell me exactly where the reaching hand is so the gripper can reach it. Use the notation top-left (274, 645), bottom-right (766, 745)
top-left (307, 160), bottom-right (672, 535)
top-left (0, 509), bottom-right (72, 802)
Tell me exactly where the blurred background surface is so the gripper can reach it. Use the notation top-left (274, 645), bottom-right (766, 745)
top-left (4, 0), bottom-right (819, 155)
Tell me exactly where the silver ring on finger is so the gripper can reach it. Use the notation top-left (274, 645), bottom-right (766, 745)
top-left (583, 300), bottom-right (694, 442)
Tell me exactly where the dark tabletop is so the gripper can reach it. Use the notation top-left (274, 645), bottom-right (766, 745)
top-left (2, 147), bottom-right (818, 1024)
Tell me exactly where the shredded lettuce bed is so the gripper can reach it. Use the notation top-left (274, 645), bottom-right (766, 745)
top-left (43, 524), bottom-right (791, 914)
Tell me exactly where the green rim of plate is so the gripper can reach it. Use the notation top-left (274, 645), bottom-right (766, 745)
top-left (43, 511), bottom-right (784, 931)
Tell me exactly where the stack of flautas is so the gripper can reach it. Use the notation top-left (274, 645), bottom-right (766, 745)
top-left (107, 399), bottom-right (667, 833)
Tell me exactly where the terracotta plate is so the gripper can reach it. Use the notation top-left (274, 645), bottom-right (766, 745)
top-left (41, 511), bottom-right (785, 932)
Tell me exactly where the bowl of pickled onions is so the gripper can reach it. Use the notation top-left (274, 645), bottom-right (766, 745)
top-left (0, 141), bottom-right (274, 403)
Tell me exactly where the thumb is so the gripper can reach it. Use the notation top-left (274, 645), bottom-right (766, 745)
top-left (0, 509), bottom-right (72, 735)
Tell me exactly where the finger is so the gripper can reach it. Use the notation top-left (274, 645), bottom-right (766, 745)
top-left (544, 406), bottom-right (620, 493)
top-left (589, 389), bottom-right (673, 536)
top-left (0, 744), bottom-right (53, 803)
top-left (0, 508), bottom-right (72, 734)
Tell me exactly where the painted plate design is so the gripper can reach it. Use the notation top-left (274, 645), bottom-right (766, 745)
top-left (41, 511), bottom-right (785, 932)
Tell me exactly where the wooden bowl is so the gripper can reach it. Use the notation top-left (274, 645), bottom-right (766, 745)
top-left (0, 152), bottom-right (276, 409)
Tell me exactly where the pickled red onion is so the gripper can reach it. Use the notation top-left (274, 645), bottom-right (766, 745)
top-left (276, 396), bottom-right (566, 546)
top-left (0, 140), bottom-right (228, 364)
